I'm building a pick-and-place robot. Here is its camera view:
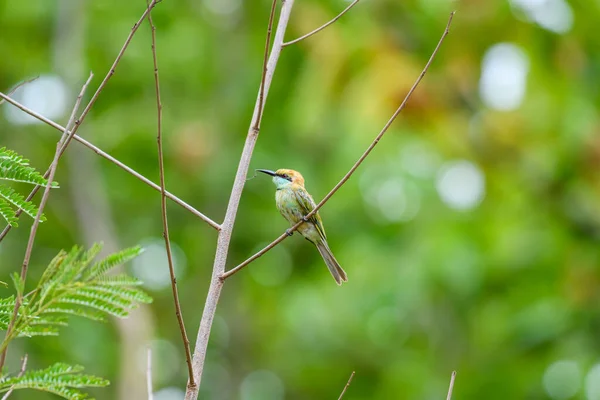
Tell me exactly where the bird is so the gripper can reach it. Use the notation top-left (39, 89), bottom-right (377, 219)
top-left (257, 168), bottom-right (348, 285)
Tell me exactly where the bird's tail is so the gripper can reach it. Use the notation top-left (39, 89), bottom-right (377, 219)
top-left (315, 240), bottom-right (348, 286)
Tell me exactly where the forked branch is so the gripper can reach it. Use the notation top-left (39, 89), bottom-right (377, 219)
top-left (283, 0), bottom-right (361, 47)
top-left (0, 93), bottom-right (220, 236)
top-left (147, 6), bottom-right (195, 386)
top-left (221, 11), bottom-right (455, 280)
top-left (0, 0), bottom-right (220, 239)
top-left (185, 1), bottom-right (295, 398)
top-left (0, 73), bottom-right (93, 372)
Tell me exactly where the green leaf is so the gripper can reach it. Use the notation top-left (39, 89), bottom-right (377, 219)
top-left (0, 185), bottom-right (43, 220)
top-left (0, 147), bottom-right (57, 187)
top-left (0, 362), bottom-right (109, 399)
top-left (83, 246), bottom-right (143, 280)
top-left (0, 197), bottom-right (18, 226)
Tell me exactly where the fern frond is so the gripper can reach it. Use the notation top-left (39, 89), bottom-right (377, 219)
top-left (95, 274), bottom-right (144, 286)
top-left (0, 147), bottom-right (56, 187)
top-left (44, 305), bottom-right (106, 322)
top-left (84, 285), bottom-right (152, 305)
top-left (82, 246), bottom-right (143, 281)
top-left (0, 185), bottom-right (43, 220)
top-left (0, 197), bottom-right (18, 227)
top-left (0, 362), bottom-right (108, 399)
top-left (56, 296), bottom-right (129, 318)
top-left (0, 296), bottom-right (16, 315)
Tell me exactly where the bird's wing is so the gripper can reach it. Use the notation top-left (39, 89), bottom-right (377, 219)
top-left (293, 186), bottom-right (327, 241)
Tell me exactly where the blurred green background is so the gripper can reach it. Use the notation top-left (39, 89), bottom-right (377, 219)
top-left (2, 0), bottom-right (600, 399)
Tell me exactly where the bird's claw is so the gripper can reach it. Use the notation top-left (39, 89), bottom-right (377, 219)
top-left (285, 229), bottom-right (294, 237)
top-left (301, 216), bottom-right (309, 222)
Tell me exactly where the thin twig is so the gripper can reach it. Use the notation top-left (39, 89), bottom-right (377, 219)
top-left (0, 73), bottom-right (93, 372)
top-left (221, 11), bottom-right (455, 280)
top-left (254, 0), bottom-right (278, 130)
top-left (0, 92), bottom-right (220, 238)
top-left (446, 371), bottom-right (456, 400)
top-left (0, 77), bottom-right (38, 106)
top-left (1, 354), bottom-right (28, 400)
top-left (147, 7), bottom-right (195, 387)
top-left (283, 0), bottom-right (361, 47)
top-left (337, 371), bottom-right (355, 400)
top-left (0, 0), bottom-right (219, 239)
top-left (185, 2), bottom-right (296, 399)
top-left (75, 0), bottom-right (160, 127)
top-left (146, 348), bottom-right (153, 400)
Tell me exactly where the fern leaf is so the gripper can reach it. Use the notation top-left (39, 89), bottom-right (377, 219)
top-left (0, 296), bottom-right (16, 315)
top-left (43, 305), bottom-right (106, 322)
top-left (0, 362), bottom-right (108, 400)
top-left (0, 197), bottom-right (18, 226)
top-left (85, 285), bottom-right (152, 305)
top-left (56, 296), bottom-right (129, 318)
top-left (83, 246), bottom-right (143, 280)
top-left (95, 274), bottom-right (144, 286)
top-left (0, 185), bottom-right (43, 220)
top-left (0, 147), bottom-right (57, 187)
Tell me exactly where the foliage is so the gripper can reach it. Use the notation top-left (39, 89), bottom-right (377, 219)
top-left (0, 363), bottom-right (108, 400)
top-left (0, 244), bottom-right (151, 399)
top-left (2, 0), bottom-right (600, 399)
top-left (0, 147), bottom-right (57, 227)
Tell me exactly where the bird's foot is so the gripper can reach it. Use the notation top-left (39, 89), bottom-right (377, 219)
top-left (285, 229), bottom-right (294, 237)
top-left (301, 216), bottom-right (309, 222)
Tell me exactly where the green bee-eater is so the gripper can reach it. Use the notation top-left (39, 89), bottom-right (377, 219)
top-left (257, 169), bottom-right (348, 285)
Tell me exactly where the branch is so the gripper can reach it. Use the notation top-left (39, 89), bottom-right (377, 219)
top-left (147, 7), bottom-right (195, 387)
top-left (0, 77), bottom-right (38, 106)
top-left (337, 371), bottom-right (355, 400)
top-left (0, 354), bottom-right (28, 400)
top-left (0, 73), bottom-right (93, 372)
top-left (221, 11), bottom-right (455, 280)
top-left (146, 348), bottom-right (153, 400)
top-left (185, 1), bottom-right (296, 398)
top-left (254, 0), bottom-right (277, 130)
top-left (0, 92), bottom-right (220, 238)
top-left (283, 0), bottom-right (361, 47)
top-left (446, 371), bottom-right (456, 400)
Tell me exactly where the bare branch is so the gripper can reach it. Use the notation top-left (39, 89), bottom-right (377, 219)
top-left (0, 77), bottom-right (38, 106)
top-left (221, 11), bottom-right (456, 280)
top-left (146, 348), bottom-right (153, 400)
top-left (185, 1), bottom-right (296, 398)
top-left (1, 354), bottom-right (28, 400)
top-left (0, 73), bottom-right (93, 372)
top-left (254, 0), bottom-right (278, 130)
top-left (283, 0), bottom-right (361, 47)
top-left (446, 371), bottom-right (456, 400)
top-left (0, 92), bottom-right (220, 238)
top-left (147, 7), bottom-right (195, 387)
top-left (76, 0), bottom-right (160, 126)
top-left (337, 371), bottom-right (355, 400)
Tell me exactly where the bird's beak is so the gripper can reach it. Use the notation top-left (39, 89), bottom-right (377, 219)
top-left (257, 169), bottom-right (277, 177)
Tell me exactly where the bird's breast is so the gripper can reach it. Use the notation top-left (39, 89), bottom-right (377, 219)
top-left (276, 189), bottom-right (304, 224)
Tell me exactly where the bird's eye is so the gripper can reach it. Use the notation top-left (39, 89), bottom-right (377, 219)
top-left (283, 174), bottom-right (291, 181)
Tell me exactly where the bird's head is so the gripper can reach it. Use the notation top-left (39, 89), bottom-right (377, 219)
top-left (257, 168), bottom-right (305, 189)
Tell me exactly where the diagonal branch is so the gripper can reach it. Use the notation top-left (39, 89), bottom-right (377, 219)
top-left (0, 77), bottom-right (38, 106)
top-left (185, 1), bottom-right (295, 398)
top-left (0, 92), bottom-right (220, 237)
top-left (282, 0), bottom-right (361, 47)
top-left (446, 371), bottom-right (457, 400)
top-left (221, 11), bottom-right (455, 280)
top-left (147, 6), bottom-right (195, 387)
top-left (0, 354), bottom-right (28, 400)
top-left (0, 73), bottom-right (93, 372)
top-left (337, 371), bottom-right (355, 400)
